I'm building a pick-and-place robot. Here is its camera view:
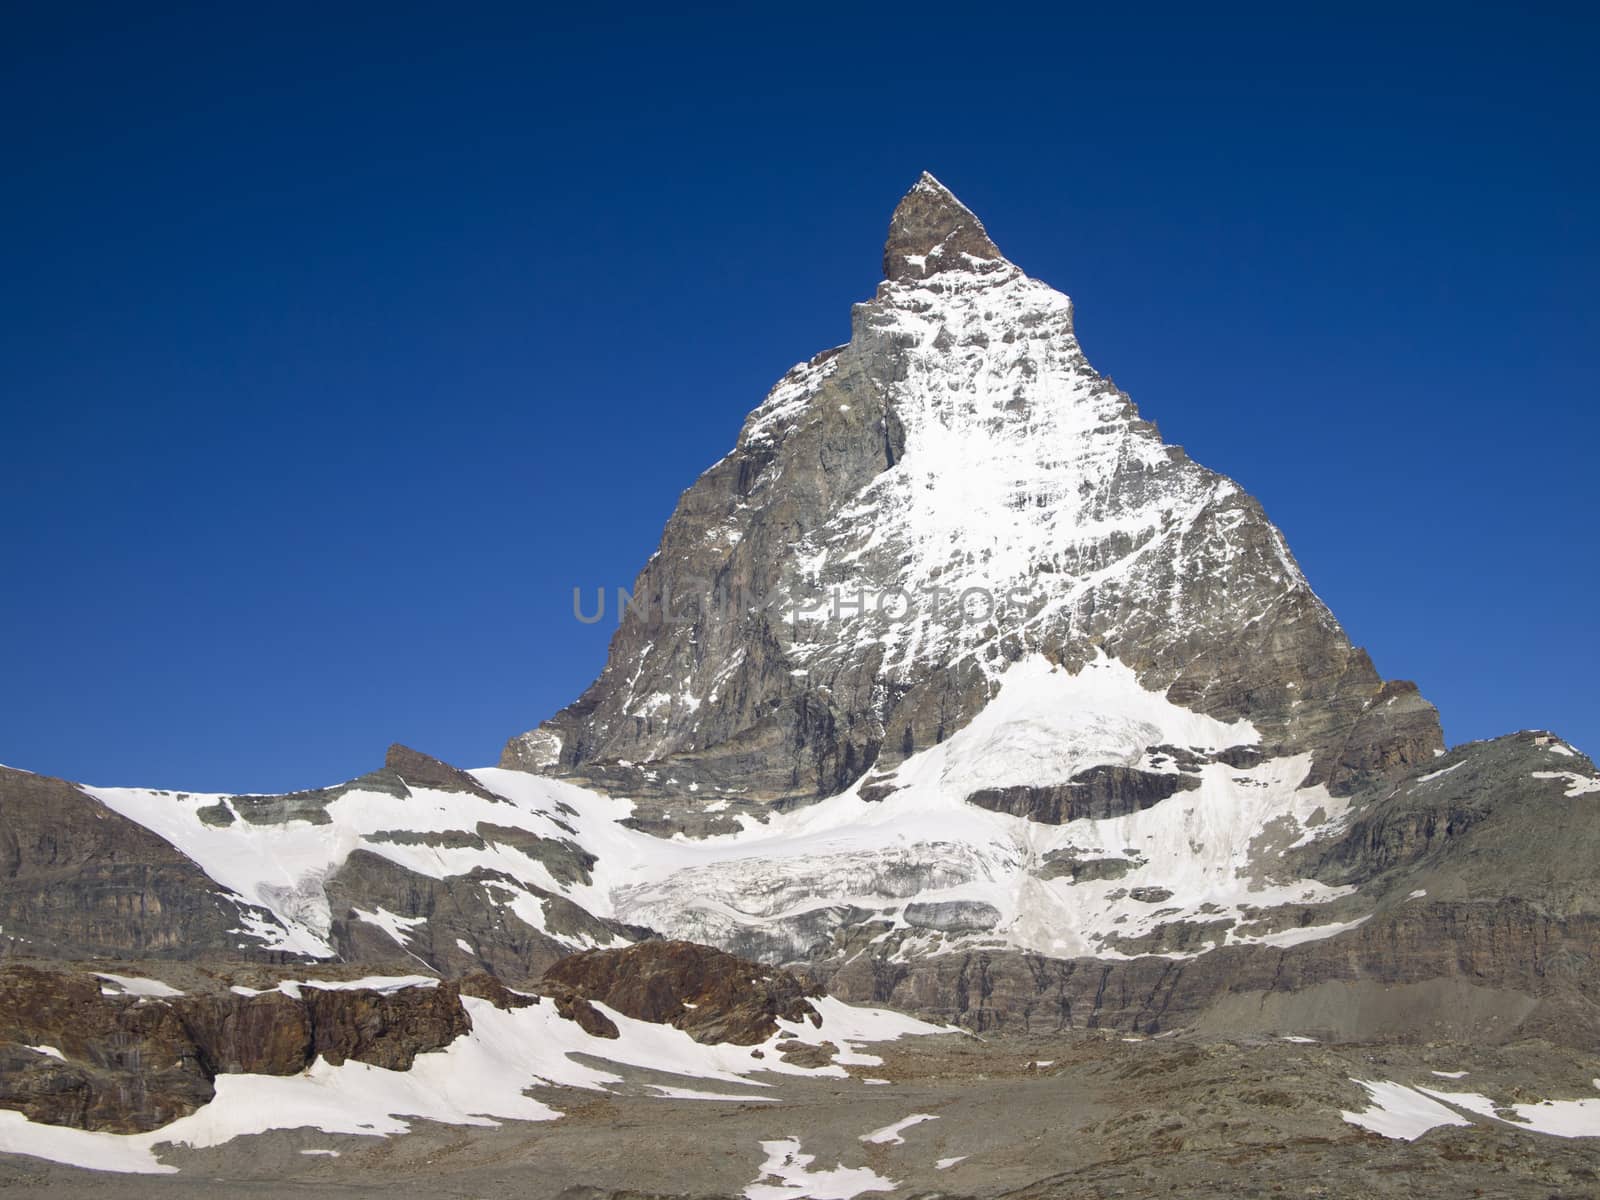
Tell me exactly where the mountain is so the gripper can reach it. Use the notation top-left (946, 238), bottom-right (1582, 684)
top-left (3, 174), bottom-right (1599, 1186)
top-left (504, 173), bottom-right (1442, 820)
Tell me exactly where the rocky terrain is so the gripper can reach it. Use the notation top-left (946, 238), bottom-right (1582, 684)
top-left (5, 1018), bottom-right (1600, 1198)
top-left (1, 174), bottom-right (1596, 1192)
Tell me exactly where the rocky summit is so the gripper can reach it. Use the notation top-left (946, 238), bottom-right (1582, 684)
top-left (2, 175), bottom-right (1598, 1195)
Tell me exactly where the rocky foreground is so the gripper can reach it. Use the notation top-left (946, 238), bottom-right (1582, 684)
top-left (1, 941), bottom-right (1598, 1197)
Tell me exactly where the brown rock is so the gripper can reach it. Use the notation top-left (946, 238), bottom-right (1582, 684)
top-left (458, 970), bottom-right (539, 1010)
top-left (881, 171), bottom-right (1005, 281)
top-left (542, 983), bottom-right (620, 1039)
top-left (301, 979), bottom-right (470, 1070)
top-left (542, 941), bottom-right (820, 1045)
top-left (0, 965), bottom-right (471, 1132)
top-left (384, 744), bottom-right (505, 803)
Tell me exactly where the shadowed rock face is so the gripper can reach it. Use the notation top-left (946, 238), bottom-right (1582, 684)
top-left (541, 940), bottom-right (821, 1045)
top-left (0, 766), bottom-right (286, 961)
top-left (504, 174), bottom-right (1441, 815)
top-left (0, 967), bottom-right (468, 1132)
top-left (967, 765), bottom-right (1202, 824)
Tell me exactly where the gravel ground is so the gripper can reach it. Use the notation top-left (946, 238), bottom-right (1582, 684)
top-left (5, 1030), bottom-right (1600, 1199)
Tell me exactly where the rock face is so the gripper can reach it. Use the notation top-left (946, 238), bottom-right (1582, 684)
top-left (0, 746), bottom-right (654, 976)
top-left (967, 765), bottom-right (1202, 823)
top-left (821, 897), bottom-right (1600, 1045)
top-left (323, 846), bottom-right (639, 984)
top-left (542, 940), bottom-right (820, 1045)
top-left (0, 967), bottom-right (468, 1132)
top-left (0, 766), bottom-right (287, 961)
top-left (505, 173), bottom-right (1441, 818)
top-left (882, 170), bottom-right (1006, 281)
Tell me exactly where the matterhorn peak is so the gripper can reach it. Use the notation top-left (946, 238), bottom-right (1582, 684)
top-left (882, 171), bottom-right (1007, 281)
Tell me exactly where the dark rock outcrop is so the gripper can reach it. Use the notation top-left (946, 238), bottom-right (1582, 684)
top-left (384, 743), bottom-right (505, 803)
top-left (0, 966), bottom-right (468, 1133)
top-left (882, 170), bottom-right (1005, 281)
top-left (541, 940), bottom-right (820, 1045)
top-left (967, 766), bottom-right (1201, 824)
top-left (300, 979), bottom-right (469, 1069)
top-left (323, 849), bottom-right (647, 985)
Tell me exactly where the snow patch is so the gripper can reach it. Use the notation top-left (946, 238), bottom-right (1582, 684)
top-left (94, 973), bottom-right (184, 998)
top-left (352, 907), bottom-right (427, 948)
top-left (745, 1138), bottom-right (895, 1200)
top-left (1342, 1079), bottom-right (1472, 1140)
top-left (1533, 771), bottom-right (1600, 798)
top-left (861, 1113), bottom-right (938, 1145)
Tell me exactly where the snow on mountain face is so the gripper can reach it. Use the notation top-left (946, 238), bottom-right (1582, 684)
top-left (507, 172), bottom-right (1441, 813)
top-left (69, 653), bottom-right (1362, 970)
top-left (604, 655), bottom-right (1358, 963)
top-left (82, 771), bottom-right (639, 960)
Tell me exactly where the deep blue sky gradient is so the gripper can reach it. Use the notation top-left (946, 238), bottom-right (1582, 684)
top-left (3, 3), bottom-right (1596, 792)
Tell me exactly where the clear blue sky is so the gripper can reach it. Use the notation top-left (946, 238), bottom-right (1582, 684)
top-left (2, 4), bottom-right (1595, 792)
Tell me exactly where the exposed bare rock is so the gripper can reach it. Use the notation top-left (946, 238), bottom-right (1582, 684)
top-left (176, 988), bottom-right (314, 1074)
top-left (0, 766), bottom-right (290, 961)
top-left (0, 966), bottom-right (211, 1132)
top-left (774, 1037), bottom-right (837, 1067)
top-left (540, 983), bottom-right (621, 1039)
top-left (476, 823), bottom-right (597, 886)
top-left (1292, 729), bottom-right (1600, 904)
top-left (323, 850), bottom-right (646, 986)
top-left (882, 170), bottom-right (1005, 281)
top-left (542, 941), bottom-right (820, 1045)
top-left (457, 969), bottom-right (538, 1010)
top-left (967, 766), bottom-right (1201, 824)
top-left (817, 897), bottom-right (1600, 1047)
top-left (384, 743), bottom-right (505, 803)
top-left (0, 965), bottom-right (469, 1132)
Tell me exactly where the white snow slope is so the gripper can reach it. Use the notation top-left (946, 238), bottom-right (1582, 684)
top-left (83, 653), bottom-right (1356, 967)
